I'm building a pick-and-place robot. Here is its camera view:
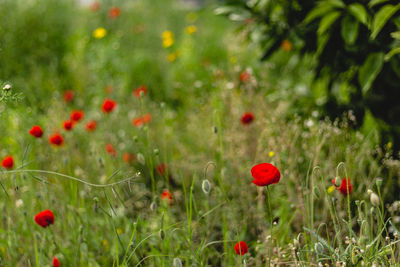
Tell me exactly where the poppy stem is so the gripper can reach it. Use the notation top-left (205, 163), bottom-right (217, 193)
top-left (266, 186), bottom-right (273, 266)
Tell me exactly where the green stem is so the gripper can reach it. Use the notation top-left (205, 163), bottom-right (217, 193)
top-left (266, 186), bottom-right (273, 266)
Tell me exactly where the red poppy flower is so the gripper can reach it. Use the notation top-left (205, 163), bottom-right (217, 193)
top-left (332, 178), bottom-right (353, 195)
top-left (142, 114), bottom-right (151, 123)
top-left (34, 210), bottom-right (54, 228)
top-left (85, 120), bottom-right (97, 132)
top-left (251, 163), bottom-right (280, 186)
top-left (123, 152), bottom-right (136, 163)
top-left (29, 125), bottom-right (43, 138)
top-left (239, 71), bottom-right (251, 82)
top-left (70, 110), bottom-right (84, 122)
top-left (2, 156), bottom-right (14, 169)
top-left (234, 241), bottom-right (248, 255)
top-left (133, 85), bottom-right (147, 98)
top-left (53, 257), bottom-right (60, 267)
top-left (241, 112), bottom-right (254, 125)
top-left (161, 189), bottom-right (173, 205)
top-left (157, 163), bottom-right (167, 176)
top-left (109, 6), bottom-right (120, 18)
top-left (132, 117), bottom-right (143, 127)
top-left (133, 114), bottom-right (151, 127)
top-left (63, 120), bottom-right (74, 131)
top-left (49, 133), bottom-right (64, 146)
top-left (105, 144), bottom-right (116, 157)
top-left (63, 90), bottom-right (75, 103)
top-left (90, 1), bottom-right (100, 11)
top-left (102, 99), bottom-right (117, 113)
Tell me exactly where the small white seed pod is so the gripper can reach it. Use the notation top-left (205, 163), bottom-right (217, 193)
top-left (201, 179), bottom-right (211, 194)
top-left (173, 258), bottom-right (182, 267)
top-left (370, 192), bottom-right (380, 207)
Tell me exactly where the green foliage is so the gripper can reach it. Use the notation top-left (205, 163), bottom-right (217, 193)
top-left (218, 0), bottom-right (400, 151)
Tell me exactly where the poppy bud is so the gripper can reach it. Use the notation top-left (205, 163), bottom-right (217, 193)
top-left (334, 177), bottom-right (341, 187)
top-left (153, 148), bottom-right (159, 155)
top-left (173, 258), bottom-right (182, 267)
top-left (314, 242), bottom-right (324, 254)
top-left (201, 179), bottom-right (211, 194)
top-left (150, 202), bottom-right (157, 211)
top-left (159, 229), bottom-right (165, 240)
top-left (370, 192), bottom-right (380, 207)
top-left (376, 178), bottom-right (383, 188)
top-left (137, 153), bottom-right (145, 165)
top-left (98, 157), bottom-right (104, 167)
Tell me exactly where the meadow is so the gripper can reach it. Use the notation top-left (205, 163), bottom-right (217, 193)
top-left (1, 0), bottom-right (400, 266)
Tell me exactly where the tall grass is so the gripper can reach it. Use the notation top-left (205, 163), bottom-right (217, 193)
top-left (0, 0), bottom-right (399, 266)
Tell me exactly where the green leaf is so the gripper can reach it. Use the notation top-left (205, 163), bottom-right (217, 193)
top-left (369, 0), bottom-right (389, 8)
top-left (391, 31), bottom-right (400, 39)
top-left (371, 4), bottom-right (400, 40)
top-left (326, 0), bottom-right (345, 9)
top-left (304, 0), bottom-right (344, 24)
top-left (214, 6), bottom-right (248, 16)
top-left (358, 53), bottom-right (384, 95)
top-left (305, 4), bottom-right (335, 24)
top-left (341, 15), bottom-right (359, 45)
top-left (385, 47), bottom-right (400, 61)
top-left (318, 11), bottom-right (341, 36)
top-left (316, 33), bottom-right (330, 56)
top-left (394, 16), bottom-right (400, 29)
top-left (348, 3), bottom-right (369, 26)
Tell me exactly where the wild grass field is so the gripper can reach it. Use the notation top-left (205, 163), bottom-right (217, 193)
top-left (1, 0), bottom-right (400, 266)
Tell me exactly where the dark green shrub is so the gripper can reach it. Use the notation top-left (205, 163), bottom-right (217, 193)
top-left (218, 0), bottom-right (400, 151)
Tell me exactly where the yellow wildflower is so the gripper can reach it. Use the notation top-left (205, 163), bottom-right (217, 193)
top-left (93, 27), bottom-right (107, 39)
top-left (162, 31), bottom-right (174, 48)
top-left (185, 25), bottom-right (197, 34)
top-left (268, 151), bottom-right (275, 157)
top-left (116, 228), bottom-right (123, 235)
top-left (167, 52), bottom-right (178, 62)
top-left (230, 57), bottom-right (237, 63)
top-left (388, 142), bottom-right (392, 149)
top-left (163, 38), bottom-right (174, 48)
top-left (162, 30), bottom-right (173, 39)
top-left (327, 185), bottom-right (336, 194)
